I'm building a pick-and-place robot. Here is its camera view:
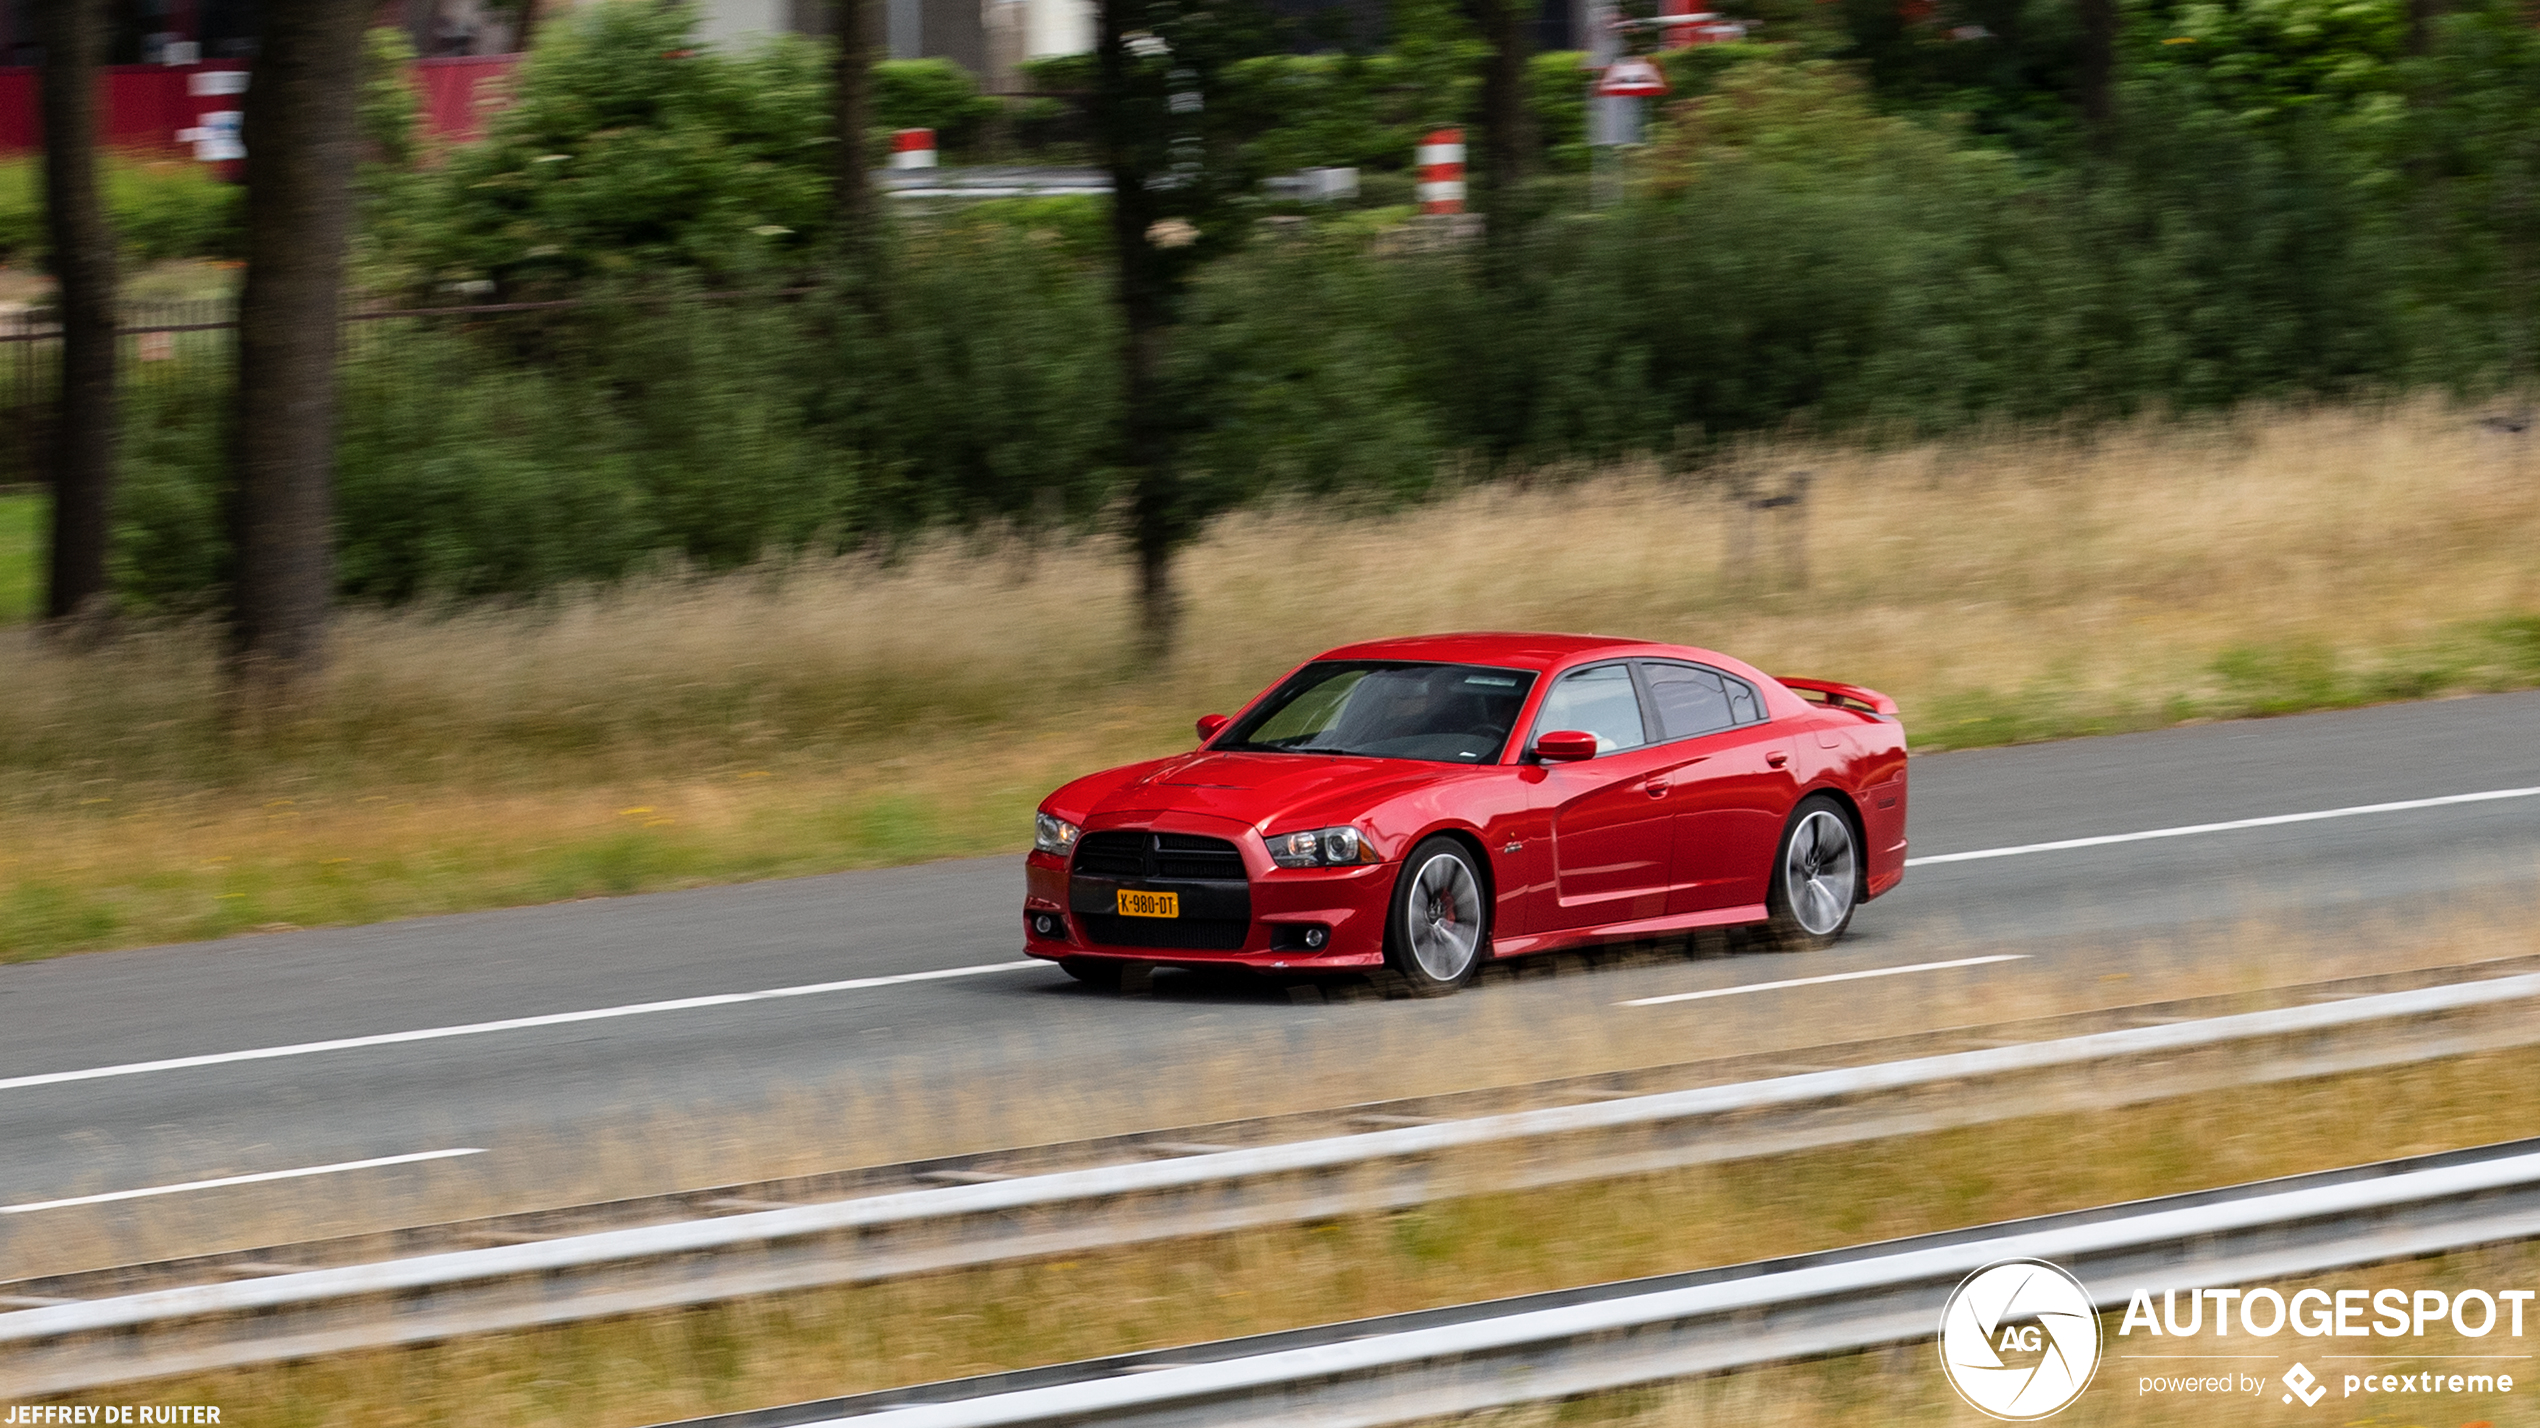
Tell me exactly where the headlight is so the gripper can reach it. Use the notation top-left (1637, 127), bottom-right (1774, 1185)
top-left (1034, 813), bottom-right (1081, 858)
top-left (1267, 825), bottom-right (1376, 868)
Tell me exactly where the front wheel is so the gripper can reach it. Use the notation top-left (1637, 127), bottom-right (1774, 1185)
top-left (1760, 796), bottom-right (1860, 951)
top-left (1058, 957), bottom-right (1125, 989)
top-left (1381, 837), bottom-right (1489, 997)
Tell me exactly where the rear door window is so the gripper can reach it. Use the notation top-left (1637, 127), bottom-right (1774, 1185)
top-left (1641, 660), bottom-right (1766, 741)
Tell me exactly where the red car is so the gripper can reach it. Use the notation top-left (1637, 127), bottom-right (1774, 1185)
top-left (1023, 633), bottom-right (1909, 995)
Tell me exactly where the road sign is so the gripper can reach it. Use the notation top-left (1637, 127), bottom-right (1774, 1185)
top-left (1597, 57), bottom-right (1669, 97)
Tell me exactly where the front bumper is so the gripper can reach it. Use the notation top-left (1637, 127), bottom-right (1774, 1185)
top-left (1022, 815), bottom-right (1394, 971)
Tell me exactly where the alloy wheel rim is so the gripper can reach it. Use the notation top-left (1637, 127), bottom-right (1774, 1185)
top-left (1785, 810), bottom-right (1857, 937)
top-left (1407, 852), bottom-right (1483, 981)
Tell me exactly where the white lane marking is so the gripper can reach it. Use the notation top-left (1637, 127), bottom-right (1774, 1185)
top-left (1619, 954), bottom-right (2027, 1007)
top-left (1, 1148), bottom-right (486, 1215)
top-left (1906, 785), bottom-right (2540, 867)
top-left (0, 961), bottom-right (1041, 1095)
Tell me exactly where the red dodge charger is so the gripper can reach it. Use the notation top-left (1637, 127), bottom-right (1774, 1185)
top-left (1023, 632), bottom-right (1909, 995)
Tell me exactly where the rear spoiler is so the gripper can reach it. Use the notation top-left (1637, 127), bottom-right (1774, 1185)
top-left (1776, 676), bottom-right (1900, 721)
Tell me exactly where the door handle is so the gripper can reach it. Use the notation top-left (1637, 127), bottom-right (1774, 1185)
top-left (1646, 779), bottom-right (1670, 798)
top-left (1765, 751), bottom-right (1790, 768)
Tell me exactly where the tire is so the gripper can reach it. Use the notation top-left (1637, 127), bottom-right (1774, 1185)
top-left (1058, 957), bottom-right (1125, 989)
top-left (1760, 795), bottom-right (1862, 952)
top-left (1381, 837), bottom-right (1490, 997)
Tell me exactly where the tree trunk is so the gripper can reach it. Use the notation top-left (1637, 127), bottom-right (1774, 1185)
top-left (227, 0), bottom-right (368, 704)
top-left (37, 0), bottom-right (117, 627)
top-left (1097, 0), bottom-right (1184, 660)
top-left (2406, 0), bottom-right (2443, 57)
top-left (833, 0), bottom-right (878, 280)
top-left (2078, 0), bottom-right (2116, 151)
top-left (1468, 0), bottom-right (1533, 264)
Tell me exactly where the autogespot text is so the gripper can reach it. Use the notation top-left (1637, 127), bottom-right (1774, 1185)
top-left (2121, 1284), bottom-right (2528, 1404)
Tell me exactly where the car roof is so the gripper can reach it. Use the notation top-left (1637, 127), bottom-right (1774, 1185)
top-left (1314, 631), bottom-right (1698, 672)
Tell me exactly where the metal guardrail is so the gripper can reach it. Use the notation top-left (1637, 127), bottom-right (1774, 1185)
top-left (5, 970), bottom-right (2539, 1394)
top-left (683, 1136), bottom-right (2540, 1427)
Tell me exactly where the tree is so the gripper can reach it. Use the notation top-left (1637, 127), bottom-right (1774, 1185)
top-left (833, 0), bottom-right (878, 282)
top-left (227, 1), bottom-right (370, 699)
top-left (37, 0), bottom-right (116, 627)
top-left (2078, 0), bottom-right (2116, 147)
top-left (1466, 0), bottom-right (1533, 261)
top-left (1093, 0), bottom-right (1267, 657)
top-left (2413, 0), bottom-right (2540, 392)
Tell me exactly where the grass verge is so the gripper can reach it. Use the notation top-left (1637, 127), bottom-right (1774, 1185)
top-left (4, 399), bottom-right (2539, 961)
top-left (0, 492), bottom-right (37, 626)
top-left (63, 1036), bottom-right (2540, 1426)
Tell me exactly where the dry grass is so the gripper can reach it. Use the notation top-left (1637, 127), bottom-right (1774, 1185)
top-left (75, 1039), bottom-right (2540, 1426)
top-left (4, 399), bottom-right (2539, 959)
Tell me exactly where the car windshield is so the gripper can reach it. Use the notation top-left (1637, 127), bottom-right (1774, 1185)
top-left (1217, 661), bottom-right (1538, 763)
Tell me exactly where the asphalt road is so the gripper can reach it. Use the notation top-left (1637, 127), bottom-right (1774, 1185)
top-left (3, 690), bottom-right (2536, 1264)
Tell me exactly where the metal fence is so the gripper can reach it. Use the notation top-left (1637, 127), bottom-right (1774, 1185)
top-left (4, 298), bottom-right (235, 490)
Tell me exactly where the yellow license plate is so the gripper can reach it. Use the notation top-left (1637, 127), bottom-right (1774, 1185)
top-left (1116, 889), bottom-right (1179, 919)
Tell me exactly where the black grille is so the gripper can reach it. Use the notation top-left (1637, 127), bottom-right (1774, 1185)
top-left (1073, 831), bottom-right (1244, 881)
top-left (1070, 829), bottom-right (1252, 952)
top-left (1073, 831), bottom-right (1151, 878)
top-left (1078, 914), bottom-right (1250, 950)
top-left (1155, 833), bottom-right (1246, 880)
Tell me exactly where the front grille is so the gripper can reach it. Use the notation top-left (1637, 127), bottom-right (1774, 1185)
top-left (1078, 914), bottom-right (1250, 951)
top-left (1071, 829), bottom-right (1251, 952)
top-left (1073, 831), bottom-right (1244, 881)
top-left (1154, 833), bottom-right (1246, 880)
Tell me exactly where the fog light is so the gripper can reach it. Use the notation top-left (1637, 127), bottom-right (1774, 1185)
top-left (1031, 914), bottom-right (1059, 937)
top-left (1303, 926), bottom-right (1327, 949)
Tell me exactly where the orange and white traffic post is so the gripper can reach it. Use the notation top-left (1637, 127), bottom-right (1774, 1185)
top-left (1416, 128), bottom-right (1466, 215)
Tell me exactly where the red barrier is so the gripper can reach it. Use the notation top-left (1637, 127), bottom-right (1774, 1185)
top-left (414, 55), bottom-right (519, 150)
top-left (0, 55), bottom-right (519, 158)
top-left (0, 66), bottom-right (31, 156)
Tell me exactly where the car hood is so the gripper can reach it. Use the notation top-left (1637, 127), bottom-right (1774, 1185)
top-left (1055, 751), bottom-right (1451, 831)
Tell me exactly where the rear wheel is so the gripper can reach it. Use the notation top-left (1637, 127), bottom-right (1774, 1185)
top-left (1381, 837), bottom-right (1489, 997)
top-left (1761, 796), bottom-right (1860, 951)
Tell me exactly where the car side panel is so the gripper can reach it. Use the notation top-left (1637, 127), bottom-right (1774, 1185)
top-left (1789, 704), bottom-right (1910, 899)
top-left (1665, 721), bottom-right (1801, 914)
top-left (1529, 741), bottom-right (1706, 929)
top-left (1351, 768), bottom-right (1541, 940)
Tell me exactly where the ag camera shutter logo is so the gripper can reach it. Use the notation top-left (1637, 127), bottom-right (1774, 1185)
top-left (1938, 1259), bottom-right (2103, 1420)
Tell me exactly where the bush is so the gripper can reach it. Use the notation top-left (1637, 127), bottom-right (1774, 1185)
top-left (112, 218), bottom-right (1124, 605)
top-left (0, 155), bottom-right (241, 265)
top-left (407, 0), bottom-right (832, 290)
top-left (872, 59), bottom-right (1001, 151)
top-left (0, 158), bottom-right (36, 261)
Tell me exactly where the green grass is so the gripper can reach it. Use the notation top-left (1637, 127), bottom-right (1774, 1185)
top-left (0, 494), bottom-right (39, 624)
top-left (1919, 613), bottom-right (2540, 750)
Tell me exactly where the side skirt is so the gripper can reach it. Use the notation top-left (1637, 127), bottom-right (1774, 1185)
top-left (1490, 904), bottom-right (1771, 959)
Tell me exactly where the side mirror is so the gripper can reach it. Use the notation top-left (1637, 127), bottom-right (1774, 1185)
top-left (1196, 713), bottom-right (1231, 743)
top-left (1531, 729), bottom-right (1598, 763)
